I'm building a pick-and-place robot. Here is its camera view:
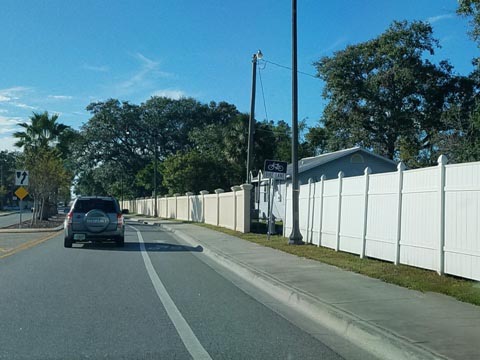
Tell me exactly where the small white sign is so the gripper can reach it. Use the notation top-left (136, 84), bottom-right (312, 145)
top-left (15, 170), bottom-right (29, 186)
top-left (264, 171), bottom-right (286, 180)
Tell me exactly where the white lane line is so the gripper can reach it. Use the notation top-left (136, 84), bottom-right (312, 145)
top-left (131, 226), bottom-right (212, 360)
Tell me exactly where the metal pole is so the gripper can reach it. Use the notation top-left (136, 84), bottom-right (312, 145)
top-left (19, 199), bottom-right (22, 229)
top-left (246, 54), bottom-right (258, 183)
top-left (154, 134), bottom-right (158, 217)
top-left (289, 0), bottom-right (304, 245)
top-left (121, 172), bottom-right (124, 206)
top-left (268, 178), bottom-right (276, 240)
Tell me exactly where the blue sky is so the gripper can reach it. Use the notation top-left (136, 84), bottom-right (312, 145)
top-left (0, 0), bottom-right (477, 151)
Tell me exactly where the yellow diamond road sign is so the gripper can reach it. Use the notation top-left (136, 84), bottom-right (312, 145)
top-left (15, 186), bottom-right (29, 200)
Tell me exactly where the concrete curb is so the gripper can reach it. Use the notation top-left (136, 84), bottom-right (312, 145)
top-left (136, 219), bottom-right (446, 360)
top-left (0, 211), bottom-right (19, 217)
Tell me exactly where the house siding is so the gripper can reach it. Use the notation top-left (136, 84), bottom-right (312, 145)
top-left (298, 151), bottom-right (397, 184)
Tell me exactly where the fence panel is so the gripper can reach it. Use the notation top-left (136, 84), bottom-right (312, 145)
top-left (444, 162), bottom-right (480, 281)
top-left (176, 196), bottom-right (189, 221)
top-left (321, 178), bottom-right (340, 249)
top-left (365, 172), bottom-right (398, 262)
top-left (298, 182), bottom-right (310, 240)
top-left (310, 181), bottom-right (324, 246)
top-left (190, 195), bottom-right (202, 222)
top-left (339, 177), bottom-right (365, 255)
top-left (284, 184), bottom-right (293, 236)
top-left (400, 167), bottom-right (439, 271)
top-left (203, 194), bottom-right (217, 226)
top-left (167, 197), bottom-right (176, 219)
top-left (219, 193), bottom-right (235, 230)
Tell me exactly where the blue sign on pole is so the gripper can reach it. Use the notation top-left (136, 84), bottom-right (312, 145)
top-left (264, 160), bottom-right (287, 180)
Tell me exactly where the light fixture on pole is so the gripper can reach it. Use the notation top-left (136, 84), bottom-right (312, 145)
top-left (289, 0), bottom-right (304, 245)
top-left (246, 49), bottom-right (263, 183)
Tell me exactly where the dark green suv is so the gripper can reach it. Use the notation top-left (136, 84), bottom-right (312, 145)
top-left (64, 196), bottom-right (126, 248)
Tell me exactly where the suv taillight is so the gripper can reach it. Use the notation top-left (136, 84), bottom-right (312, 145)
top-left (117, 213), bottom-right (124, 228)
top-left (66, 212), bottom-right (73, 226)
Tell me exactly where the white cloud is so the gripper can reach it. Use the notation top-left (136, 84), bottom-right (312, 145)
top-left (48, 95), bottom-right (73, 100)
top-left (0, 136), bottom-right (19, 151)
top-left (0, 86), bottom-right (31, 102)
top-left (83, 64), bottom-right (109, 72)
top-left (0, 87), bottom-right (37, 110)
top-left (11, 102), bottom-right (38, 110)
top-left (117, 53), bottom-right (172, 92)
top-left (427, 14), bottom-right (455, 24)
top-left (152, 89), bottom-right (186, 100)
top-left (0, 115), bottom-right (23, 135)
top-left (322, 36), bottom-right (348, 55)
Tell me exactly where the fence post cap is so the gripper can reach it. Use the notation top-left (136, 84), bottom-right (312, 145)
top-left (364, 167), bottom-right (372, 175)
top-left (320, 175), bottom-right (326, 181)
top-left (397, 162), bottom-right (406, 171)
top-left (240, 184), bottom-right (254, 191)
top-left (173, 193), bottom-right (180, 197)
top-left (200, 190), bottom-right (209, 195)
top-left (214, 188), bottom-right (224, 194)
top-left (185, 192), bottom-right (193, 196)
top-left (338, 171), bottom-right (344, 178)
top-left (308, 178), bottom-right (314, 184)
top-left (231, 186), bottom-right (242, 192)
top-left (437, 154), bottom-right (448, 165)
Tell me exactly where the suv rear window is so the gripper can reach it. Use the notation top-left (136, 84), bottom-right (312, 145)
top-left (74, 199), bottom-right (118, 213)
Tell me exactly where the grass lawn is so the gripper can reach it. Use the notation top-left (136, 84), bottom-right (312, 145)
top-left (197, 222), bottom-right (480, 307)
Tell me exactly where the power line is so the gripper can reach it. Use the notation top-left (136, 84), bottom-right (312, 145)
top-left (258, 67), bottom-right (269, 121)
top-left (262, 59), bottom-right (318, 79)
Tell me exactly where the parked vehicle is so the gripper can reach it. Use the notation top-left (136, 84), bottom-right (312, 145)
top-left (64, 196), bottom-right (127, 248)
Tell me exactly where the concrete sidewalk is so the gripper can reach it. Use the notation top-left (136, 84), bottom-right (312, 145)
top-left (130, 216), bottom-right (480, 360)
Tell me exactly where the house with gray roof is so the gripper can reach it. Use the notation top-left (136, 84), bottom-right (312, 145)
top-left (252, 147), bottom-right (398, 223)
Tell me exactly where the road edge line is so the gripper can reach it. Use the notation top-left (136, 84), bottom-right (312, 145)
top-left (130, 225), bottom-right (212, 360)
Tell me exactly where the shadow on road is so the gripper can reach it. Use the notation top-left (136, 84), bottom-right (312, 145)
top-left (76, 242), bottom-right (203, 252)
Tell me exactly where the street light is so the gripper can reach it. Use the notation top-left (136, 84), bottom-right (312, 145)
top-left (246, 49), bottom-right (263, 183)
top-left (289, 0), bottom-right (303, 245)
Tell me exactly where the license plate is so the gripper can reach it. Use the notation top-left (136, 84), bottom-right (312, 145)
top-left (74, 234), bottom-right (86, 240)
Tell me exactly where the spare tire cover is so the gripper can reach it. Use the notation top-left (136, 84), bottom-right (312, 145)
top-left (84, 209), bottom-right (110, 233)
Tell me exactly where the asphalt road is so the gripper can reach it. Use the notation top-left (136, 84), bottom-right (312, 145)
top-left (0, 222), bottom-right (351, 360)
top-left (0, 211), bottom-right (33, 228)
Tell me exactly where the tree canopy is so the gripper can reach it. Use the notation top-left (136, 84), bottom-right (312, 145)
top-left (314, 20), bottom-right (469, 167)
top-left (458, 0), bottom-right (480, 47)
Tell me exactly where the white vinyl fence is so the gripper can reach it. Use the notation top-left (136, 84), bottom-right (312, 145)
top-left (285, 156), bottom-right (480, 281)
top-left (121, 184), bottom-right (253, 233)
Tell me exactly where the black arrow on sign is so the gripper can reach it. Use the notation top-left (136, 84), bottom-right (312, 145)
top-left (21, 171), bottom-right (27, 184)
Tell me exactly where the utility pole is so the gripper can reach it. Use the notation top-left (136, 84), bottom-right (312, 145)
top-left (246, 50), bottom-right (263, 183)
top-left (289, 0), bottom-right (304, 245)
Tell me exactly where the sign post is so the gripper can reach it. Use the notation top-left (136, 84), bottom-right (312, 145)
top-left (14, 171), bottom-right (29, 229)
top-left (264, 160), bottom-right (287, 239)
top-left (14, 186), bottom-right (29, 228)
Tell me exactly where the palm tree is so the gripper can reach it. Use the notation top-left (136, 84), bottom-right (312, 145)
top-left (13, 111), bottom-right (71, 223)
top-left (13, 111), bottom-right (69, 151)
